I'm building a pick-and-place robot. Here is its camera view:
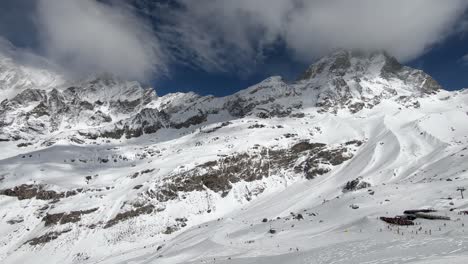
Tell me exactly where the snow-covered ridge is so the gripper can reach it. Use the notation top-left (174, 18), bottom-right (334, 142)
top-left (0, 54), bottom-right (64, 101)
top-left (0, 50), bottom-right (467, 263)
top-left (0, 50), bottom-right (443, 144)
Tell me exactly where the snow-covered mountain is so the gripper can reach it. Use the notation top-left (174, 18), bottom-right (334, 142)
top-left (0, 52), bottom-right (64, 102)
top-left (1, 50), bottom-right (468, 263)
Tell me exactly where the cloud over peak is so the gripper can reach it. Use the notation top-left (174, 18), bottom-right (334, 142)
top-left (160, 0), bottom-right (468, 72)
top-left (1, 0), bottom-right (468, 81)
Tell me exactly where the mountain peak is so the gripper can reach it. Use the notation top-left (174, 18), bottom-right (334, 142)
top-left (299, 50), bottom-right (402, 80)
top-left (298, 49), bottom-right (441, 95)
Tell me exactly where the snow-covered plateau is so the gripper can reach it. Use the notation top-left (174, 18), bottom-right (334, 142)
top-left (0, 50), bottom-right (468, 263)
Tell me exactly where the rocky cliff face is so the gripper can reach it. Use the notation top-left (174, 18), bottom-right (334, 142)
top-left (0, 73), bottom-right (157, 140)
top-left (0, 50), bottom-right (442, 144)
top-left (298, 50), bottom-right (441, 112)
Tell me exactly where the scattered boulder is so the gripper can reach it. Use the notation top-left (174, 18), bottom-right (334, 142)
top-left (345, 140), bottom-right (363, 147)
top-left (343, 177), bottom-right (371, 192)
top-left (163, 226), bottom-right (179, 235)
top-left (105, 205), bottom-right (154, 228)
top-left (290, 212), bottom-right (304, 220)
top-left (248, 124), bottom-right (266, 129)
top-left (7, 217), bottom-right (24, 225)
top-left (290, 112), bottom-right (305, 118)
top-left (141, 169), bottom-right (155, 175)
top-left (17, 142), bottom-right (33, 148)
top-left (175, 217), bottom-right (188, 228)
top-left (283, 133), bottom-right (297, 138)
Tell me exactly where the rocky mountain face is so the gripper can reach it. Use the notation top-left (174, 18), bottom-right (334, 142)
top-left (0, 50), bottom-right (467, 263)
top-left (0, 50), bottom-right (441, 143)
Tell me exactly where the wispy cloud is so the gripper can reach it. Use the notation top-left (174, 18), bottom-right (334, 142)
top-left (461, 54), bottom-right (468, 65)
top-left (35, 0), bottom-right (167, 81)
top-left (159, 0), bottom-right (468, 73)
top-left (1, 0), bottom-right (468, 81)
top-left (0, 36), bottom-right (60, 72)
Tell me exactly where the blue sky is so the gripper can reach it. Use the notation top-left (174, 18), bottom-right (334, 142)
top-left (157, 34), bottom-right (468, 97)
top-left (155, 43), bottom-right (308, 96)
top-left (408, 34), bottom-right (468, 92)
top-left (1, 0), bottom-right (467, 97)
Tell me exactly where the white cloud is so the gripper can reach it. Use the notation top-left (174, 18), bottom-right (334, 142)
top-left (158, 0), bottom-right (294, 73)
top-left (36, 0), bottom-right (167, 81)
top-left (0, 36), bottom-right (59, 71)
top-left (161, 0), bottom-right (468, 72)
top-left (1, 0), bottom-right (467, 80)
top-left (461, 54), bottom-right (468, 64)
